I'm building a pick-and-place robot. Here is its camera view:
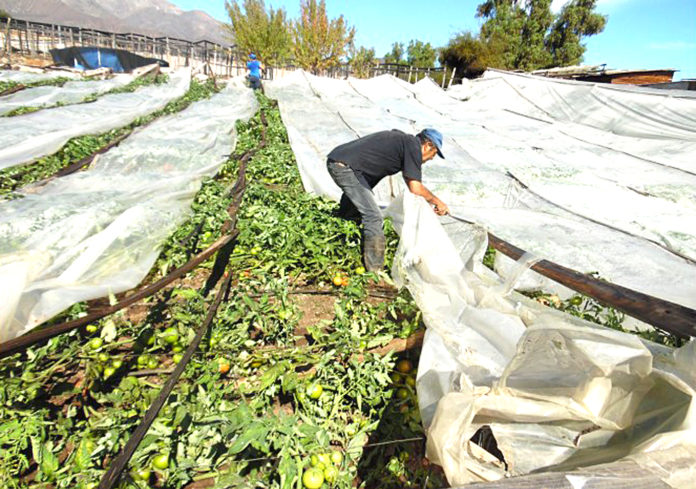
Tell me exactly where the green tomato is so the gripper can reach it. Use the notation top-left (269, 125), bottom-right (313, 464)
top-left (137, 355), bottom-right (149, 367)
top-left (324, 465), bottom-right (339, 483)
top-left (405, 376), bottom-right (416, 388)
top-left (310, 454), bottom-right (320, 466)
top-left (111, 359), bottom-right (123, 369)
top-left (98, 352), bottom-right (110, 363)
top-left (355, 266), bottom-right (366, 275)
top-left (396, 388), bottom-right (410, 400)
top-left (161, 327), bottom-right (179, 345)
top-left (172, 344), bottom-right (183, 353)
top-left (172, 353), bottom-right (183, 364)
top-left (330, 451), bottom-right (343, 466)
top-left (345, 425), bottom-right (357, 436)
top-left (569, 296), bottom-right (583, 306)
top-left (358, 339), bottom-right (367, 350)
top-left (306, 383), bottom-right (323, 400)
top-left (151, 453), bottom-right (169, 470)
top-left (390, 372), bottom-right (402, 384)
top-left (302, 467), bottom-right (324, 489)
top-left (103, 367), bottom-right (116, 378)
top-left (88, 337), bottom-right (103, 350)
top-left (85, 324), bottom-right (99, 334)
top-left (317, 453), bottom-right (331, 467)
top-left (130, 467), bottom-right (151, 481)
top-left (147, 357), bottom-right (159, 370)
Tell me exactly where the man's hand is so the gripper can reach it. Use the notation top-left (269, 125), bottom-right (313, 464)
top-left (431, 197), bottom-right (449, 216)
top-left (406, 178), bottom-right (449, 216)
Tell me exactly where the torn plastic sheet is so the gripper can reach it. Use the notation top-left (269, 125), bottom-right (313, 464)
top-left (267, 70), bottom-right (696, 310)
top-left (0, 78), bottom-right (258, 341)
top-left (0, 73), bottom-right (135, 116)
top-left (0, 69), bottom-right (190, 171)
top-left (384, 192), bottom-right (695, 487)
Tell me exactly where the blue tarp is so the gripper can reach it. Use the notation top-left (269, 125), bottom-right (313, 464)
top-left (50, 47), bottom-right (168, 73)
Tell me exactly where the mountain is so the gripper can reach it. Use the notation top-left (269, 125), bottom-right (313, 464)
top-left (0, 0), bottom-right (231, 45)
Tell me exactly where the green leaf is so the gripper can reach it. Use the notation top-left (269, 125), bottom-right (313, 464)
top-left (228, 423), bottom-right (269, 455)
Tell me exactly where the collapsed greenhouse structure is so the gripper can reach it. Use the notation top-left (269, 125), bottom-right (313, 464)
top-left (1, 64), bottom-right (695, 489)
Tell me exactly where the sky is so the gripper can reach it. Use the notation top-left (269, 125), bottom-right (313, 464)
top-left (170, 0), bottom-right (696, 80)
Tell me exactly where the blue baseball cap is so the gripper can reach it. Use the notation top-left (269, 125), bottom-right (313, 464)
top-left (421, 128), bottom-right (444, 159)
top-left (249, 53), bottom-right (256, 59)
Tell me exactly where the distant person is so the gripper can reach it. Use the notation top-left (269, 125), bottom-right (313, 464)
top-left (246, 53), bottom-right (263, 90)
top-left (327, 128), bottom-right (449, 272)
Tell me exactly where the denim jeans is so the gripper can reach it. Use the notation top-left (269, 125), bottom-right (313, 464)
top-left (248, 75), bottom-right (262, 90)
top-left (326, 160), bottom-right (383, 240)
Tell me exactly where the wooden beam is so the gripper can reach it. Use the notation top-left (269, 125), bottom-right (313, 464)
top-left (486, 232), bottom-right (696, 338)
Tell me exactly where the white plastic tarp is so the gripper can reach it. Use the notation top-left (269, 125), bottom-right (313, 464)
top-left (0, 74), bottom-right (135, 116)
top-left (0, 78), bottom-right (258, 341)
top-left (266, 70), bottom-right (696, 486)
top-left (0, 69), bottom-right (81, 83)
top-left (0, 69), bottom-right (190, 171)
top-left (267, 70), bottom-right (696, 310)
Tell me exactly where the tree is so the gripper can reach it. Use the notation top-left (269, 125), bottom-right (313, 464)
top-left (475, 0), bottom-right (605, 71)
top-left (406, 40), bottom-right (437, 68)
top-left (383, 42), bottom-right (405, 64)
top-left (224, 0), bottom-right (292, 65)
top-left (349, 46), bottom-right (376, 78)
top-left (440, 31), bottom-right (502, 79)
top-left (546, 0), bottom-right (606, 66)
top-left (293, 0), bottom-right (355, 74)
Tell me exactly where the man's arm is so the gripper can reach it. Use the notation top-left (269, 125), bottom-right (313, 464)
top-left (405, 178), bottom-right (449, 215)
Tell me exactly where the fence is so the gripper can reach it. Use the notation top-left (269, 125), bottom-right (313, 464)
top-left (0, 16), bottom-right (250, 77)
top-left (1, 16), bottom-right (457, 85)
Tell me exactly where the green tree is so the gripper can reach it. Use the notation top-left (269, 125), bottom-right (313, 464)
top-left (349, 46), bottom-right (376, 78)
top-left (475, 0), bottom-right (605, 70)
top-left (224, 0), bottom-right (292, 65)
top-left (406, 39), bottom-right (437, 68)
top-left (383, 42), bottom-right (405, 64)
top-left (0, 9), bottom-right (10, 19)
top-left (546, 0), bottom-right (606, 66)
top-left (440, 31), bottom-right (502, 79)
top-left (293, 0), bottom-right (356, 74)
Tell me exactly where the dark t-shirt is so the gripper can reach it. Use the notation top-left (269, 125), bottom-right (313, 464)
top-left (327, 130), bottom-right (422, 189)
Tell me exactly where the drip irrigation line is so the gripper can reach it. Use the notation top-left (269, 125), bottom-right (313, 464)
top-left (97, 268), bottom-right (235, 489)
top-left (448, 213), bottom-right (696, 338)
top-left (98, 105), bottom-right (269, 488)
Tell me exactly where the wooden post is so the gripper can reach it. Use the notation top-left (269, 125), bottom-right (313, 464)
top-left (3, 17), bottom-right (10, 56)
top-left (17, 24), bottom-right (23, 55)
top-left (69, 27), bottom-right (74, 48)
top-left (407, 66), bottom-right (412, 83)
top-left (112, 33), bottom-right (116, 49)
top-left (78, 27), bottom-right (82, 45)
top-left (447, 67), bottom-right (457, 89)
top-left (441, 65), bottom-right (447, 88)
top-left (35, 25), bottom-right (40, 53)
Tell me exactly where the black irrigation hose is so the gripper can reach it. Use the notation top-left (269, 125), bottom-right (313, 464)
top-left (449, 213), bottom-right (696, 338)
top-left (96, 106), bottom-right (270, 488)
top-left (97, 268), bottom-right (235, 489)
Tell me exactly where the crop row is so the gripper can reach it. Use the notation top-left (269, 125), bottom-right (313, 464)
top-left (0, 92), bottom-right (445, 489)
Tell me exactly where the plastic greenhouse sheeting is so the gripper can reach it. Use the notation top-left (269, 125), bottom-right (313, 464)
top-left (266, 70), bottom-right (696, 310)
top-left (266, 70), bottom-right (696, 486)
top-left (0, 69), bottom-right (82, 83)
top-left (0, 78), bottom-right (258, 342)
top-left (0, 73), bottom-right (135, 116)
top-left (0, 69), bottom-right (190, 170)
